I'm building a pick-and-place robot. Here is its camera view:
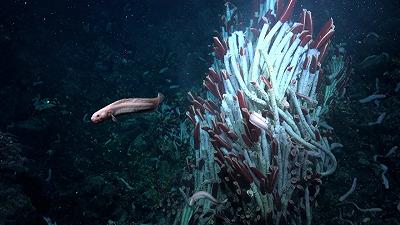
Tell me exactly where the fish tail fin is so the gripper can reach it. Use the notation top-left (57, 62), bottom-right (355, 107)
top-left (157, 92), bottom-right (165, 105)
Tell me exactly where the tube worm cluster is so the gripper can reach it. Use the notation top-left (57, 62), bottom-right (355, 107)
top-left (178, 0), bottom-right (348, 224)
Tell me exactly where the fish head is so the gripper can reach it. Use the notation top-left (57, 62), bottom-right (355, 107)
top-left (91, 109), bottom-right (111, 123)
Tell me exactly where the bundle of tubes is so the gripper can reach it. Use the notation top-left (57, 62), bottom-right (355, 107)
top-left (177, 0), bottom-right (347, 224)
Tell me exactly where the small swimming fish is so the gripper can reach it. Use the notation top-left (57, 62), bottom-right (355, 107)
top-left (91, 93), bottom-right (164, 123)
top-left (188, 191), bottom-right (227, 206)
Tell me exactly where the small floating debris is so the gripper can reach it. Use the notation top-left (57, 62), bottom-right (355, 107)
top-left (339, 178), bottom-right (357, 202)
top-left (366, 32), bottom-right (379, 39)
top-left (395, 82), bottom-right (400, 92)
top-left (33, 95), bottom-right (57, 111)
top-left (368, 112), bottom-right (386, 126)
top-left (359, 94), bottom-right (386, 104)
top-left (380, 164), bottom-right (389, 189)
top-left (198, 56), bottom-right (207, 63)
top-left (159, 67), bottom-right (168, 74)
top-left (32, 80), bottom-right (43, 86)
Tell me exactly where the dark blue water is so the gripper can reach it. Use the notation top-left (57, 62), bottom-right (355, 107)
top-left (0, 0), bottom-right (399, 224)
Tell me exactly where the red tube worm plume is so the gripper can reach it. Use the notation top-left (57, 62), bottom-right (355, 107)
top-left (206, 99), bottom-right (220, 113)
top-left (271, 138), bottom-right (278, 159)
top-left (311, 18), bottom-right (335, 49)
top-left (186, 111), bottom-right (195, 125)
top-left (291, 22), bottom-right (304, 34)
top-left (203, 76), bottom-right (223, 100)
top-left (192, 99), bottom-right (203, 110)
top-left (304, 10), bottom-right (313, 35)
top-left (267, 166), bottom-right (279, 193)
top-left (202, 126), bottom-right (215, 137)
top-left (263, 9), bottom-right (276, 25)
top-left (249, 166), bottom-right (267, 194)
top-left (260, 76), bottom-right (273, 89)
top-left (217, 122), bottom-right (239, 141)
top-left (195, 108), bottom-right (205, 121)
top-left (213, 134), bottom-right (232, 150)
top-left (276, 0), bottom-right (285, 19)
top-left (298, 9), bottom-right (306, 29)
top-left (250, 166), bottom-right (267, 180)
top-left (241, 133), bottom-right (253, 147)
top-left (211, 119), bottom-right (221, 135)
top-left (231, 158), bottom-right (254, 185)
top-left (299, 30), bottom-right (311, 41)
top-left (213, 36), bottom-right (226, 60)
top-left (315, 29), bottom-right (334, 49)
top-left (217, 122), bottom-right (229, 134)
top-left (208, 67), bottom-right (221, 83)
top-left (318, 41), bottom-right (329, 64)
top-left (300, 34), bottom-right (312, 47)
top-left (280, 0), bottom-right (296, 23)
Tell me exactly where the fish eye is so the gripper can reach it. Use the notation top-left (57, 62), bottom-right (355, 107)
top-left (96, 115), bottom-right (99, 117)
